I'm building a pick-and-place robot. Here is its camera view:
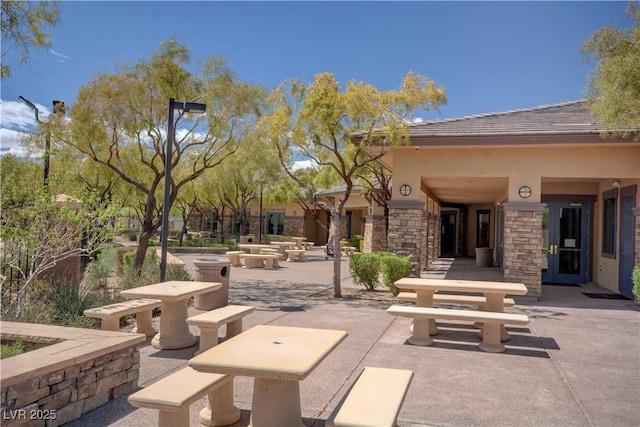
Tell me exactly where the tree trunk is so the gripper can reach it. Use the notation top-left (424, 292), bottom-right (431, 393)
top-left (331, 211), bottom-right (342, 298)
top-left (134, 229), bottom-right (153, 273)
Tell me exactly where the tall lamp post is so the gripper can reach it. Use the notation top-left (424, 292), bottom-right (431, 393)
top-left (18, 96), bottom-right (64, 186)
top-left (159, 98), bottom-right (207, 282)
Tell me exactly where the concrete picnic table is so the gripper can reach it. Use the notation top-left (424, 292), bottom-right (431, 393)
top-left (190, 324), bottom-right (347, 427)
top-left (269, 241), bottom-right (297, 260)
top-left (238, 244), bottom-right (275, 268)
top-left (394, 277), bottom-right (528, 341)
top-left (291, 236), bottom-right (307, 249)
top-left (120, 280), bottom-right (221, 350)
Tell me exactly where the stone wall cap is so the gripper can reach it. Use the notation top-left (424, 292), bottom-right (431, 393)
top-left (502, 202), bottom-right (546, 212)
top-left (387, 200), bottom-right (425, 210)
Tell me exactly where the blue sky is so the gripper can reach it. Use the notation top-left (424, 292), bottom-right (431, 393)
top-left (0, 1), bottom-right (633, 156)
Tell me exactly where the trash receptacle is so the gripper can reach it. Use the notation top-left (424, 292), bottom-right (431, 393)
top-left (192, 258), bottom-right (231, 310)
top-left (475, 247), bottom-right (493, 267)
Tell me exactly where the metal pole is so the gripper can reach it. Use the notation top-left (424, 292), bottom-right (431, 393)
top-left (258, 185), bottom-right (263, 244)
top-left (160, 99), bottom-right (176, 282)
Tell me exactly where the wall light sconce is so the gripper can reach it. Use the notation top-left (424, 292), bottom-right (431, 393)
top-left (399, 184), bottom-right (412, 196)
top-left (518, 185), bottom-right (532, 199)
top-left (292, 210), bottom-right (297, 216)
top-left (611, 181), bottom-right (621, 189)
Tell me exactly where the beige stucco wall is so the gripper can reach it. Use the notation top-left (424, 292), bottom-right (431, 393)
top-left (392, 145), bottom-right (639, 204)
top-left (593, 179), bottom-right (640, 292)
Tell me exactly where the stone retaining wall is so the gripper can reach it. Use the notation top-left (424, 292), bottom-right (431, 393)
top-left (1, 322), bottom-right (144, 427)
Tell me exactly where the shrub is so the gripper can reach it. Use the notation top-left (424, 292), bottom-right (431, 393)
top-left (380, 254), bottom-right (412, 295)
top-left (224, 239), bottom-right (239, 250)
top-left (45, 282), bottom-right (111, 328)
top-left (349, 253), bottom-right (381, 290)
top-left (632, 265), bottom-right (640, 301)
top-left (118, 248), bottom-right (192, 290)
top-left (86, 245), bottom-right (118, 290)
top-left (115, 247), bottom-right (137, 275)
top-left (1, 342), bottom-right (25, 359)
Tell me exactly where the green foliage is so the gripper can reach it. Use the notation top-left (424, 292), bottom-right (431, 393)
top-left (349, 253), bottom-right (381, 291)
top-left (345, 235), bottom-right (364, 252)
top-left (85, 245), bottom-right (118, 290)
top-left (0, 342), bottom-right (25, 359)
top-left (224, 239), bottom-right (239, 250)
top-left (581, 3), bottom-right (640, 139)
top-left (1, 1), bottom-right (60, 79)
top-left (118, 248), bottom-right (191, 290)
top-left (44, 282), bottom-right (107, 327)
top-left (632, 265), bottom-right (640, 300)
top-left (379, 255), bottom-right (412, 296)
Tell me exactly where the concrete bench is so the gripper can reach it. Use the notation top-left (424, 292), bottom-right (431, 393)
top-left (187, 304), bottom-right (256, 355)
top-left (128, 366), bottom-right (239, 427)
top-left (398, 292), bottom-right (516, 309)
top-left (239, 253), bottom-right (279, 269)
top-left (326, 367), bottom-right (414, 427)
top-left (341, 246), bottom-right (357, 256)
top-left (154, 249), bottom-right (185, 267)
top-left (260, 248), bottom-right (283, 267)
top-left (225, 251), bottom-right (243, 267)
top-left (285, 248), bottom-right (306, 261)
top-left (302, 241), bottom-right (315, 250)
top-left (387, 305), bottom-right (530, 353)
top-left (83, 299), bottom-right (161, 336)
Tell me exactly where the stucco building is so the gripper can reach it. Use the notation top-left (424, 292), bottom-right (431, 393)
top-left (378, 100), bottom-right (639, 299)
top-left (193, 100), bottom-right (638, 300)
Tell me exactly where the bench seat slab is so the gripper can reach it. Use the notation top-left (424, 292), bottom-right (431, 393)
top-left (327, 367), bottom-right (414, 427)
top-left (387, 305), bottom-right (529, 353)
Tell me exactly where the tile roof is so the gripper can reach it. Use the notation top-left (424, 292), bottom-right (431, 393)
top-left (407, 100), bottom-right (609, 137)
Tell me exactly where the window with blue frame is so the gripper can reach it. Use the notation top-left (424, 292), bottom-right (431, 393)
top-left (602, 189), bottom-right (616, 257)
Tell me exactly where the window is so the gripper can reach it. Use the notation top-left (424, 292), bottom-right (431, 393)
top-left (602, 189), bottom-right (617, 257)
top-left (265, 212), bottom-right (285, 235)
top-left (476, 210), bottom-right (491, 248)
top-left (232, 211), bottom-right (250, 235)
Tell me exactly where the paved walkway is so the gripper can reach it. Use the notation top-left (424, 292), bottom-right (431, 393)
top-left (68, 249), bottom-right (640, 426)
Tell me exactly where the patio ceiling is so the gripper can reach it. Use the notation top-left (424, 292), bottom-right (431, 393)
top-left (422, 177), bottom-right (507, 204)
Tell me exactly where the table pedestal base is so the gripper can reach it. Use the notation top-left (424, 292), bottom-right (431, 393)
top-left (131, 310), bottom-right (156, 337)
top-left (199, 380), bottom-right (241, 426)
top-left (408, 319), bottom-right (435, 346)
top-left (152, 300), bottom-right (195, 349)
top-left (478, 323), bottom-right (506, 353)
top-left (249, 378), bottom-right (304, 427)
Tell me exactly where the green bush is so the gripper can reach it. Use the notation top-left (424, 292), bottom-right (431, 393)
top-left (118, 248), bottom-right (191, 290)
top-left (349, 253), bottom-right (381, 290)
top-left (224, 239), bottom-right (239, 250)
top-left (632, 265), bottom-right (640, 300)
top-left (380, 255), bottom-right (412, 296)
top-left (45, 282), bottom-right (110, 327)
top-left (86, 245), bottom-right (118, 290)
top-left (1, 341), bottom-right (25, 359)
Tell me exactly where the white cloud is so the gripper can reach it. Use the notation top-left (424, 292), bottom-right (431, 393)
top-left (0, 128), bottom-right (28, 156)
top-left (0, 100), bottom-right (51, 157)
top-left (292, 159), bottom-right (314, 171)
top-left (49, 49), bottom-right (71, 61)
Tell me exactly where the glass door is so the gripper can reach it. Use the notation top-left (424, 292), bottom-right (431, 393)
top-left (265, 212), bottom-right (285, 235)
top-left (542, 202), bottom-right (588, 284)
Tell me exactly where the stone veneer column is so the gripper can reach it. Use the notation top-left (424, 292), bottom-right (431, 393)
top-left (634, 207), bottom-right (640, 267)
top-left (387, 200), bottom-right (424, 277)
top-left (502, 202), bottom-right (545, 299)
top-left (420, 213), bottom-right (428, 270)
top-left (363, 215), bottom-right (387, 253)
top-left (285, 216), bottom-right (305, 237)
top-left (427, 213), bottom-right (436, 266)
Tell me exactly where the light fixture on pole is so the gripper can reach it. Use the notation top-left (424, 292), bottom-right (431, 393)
top-left (160, 98), bottom-right (207, 282)
top-left (18, 96), bottom-right (64, 186)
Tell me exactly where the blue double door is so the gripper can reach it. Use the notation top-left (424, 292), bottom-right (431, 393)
top-left (542, 202), bottom-right (589, 284)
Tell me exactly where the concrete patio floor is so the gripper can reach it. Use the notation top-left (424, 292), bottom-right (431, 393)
top-left (67, 250), bottom-right (640, 427)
